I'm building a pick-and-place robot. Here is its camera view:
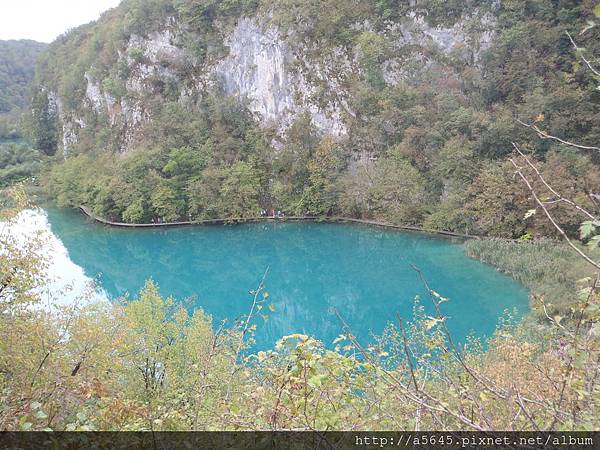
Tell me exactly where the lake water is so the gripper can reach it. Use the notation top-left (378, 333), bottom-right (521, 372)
top-left (29, 208), bottom-right (529, 349)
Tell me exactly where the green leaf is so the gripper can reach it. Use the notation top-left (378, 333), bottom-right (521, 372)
top-left (30, 401), bottom-right (42, 410)
top-left (36, 410), bottom-right (48, 420)
top-left (579, 220), bottom-right (600, 240)
top-left (584, 303), bottom-right (599, 314)
top-left (587, 235), bottom-right (600, 248)
top-left (594, 4), bottom-right (600, 18)
top-left (308, 374), bottom-right (326, 389)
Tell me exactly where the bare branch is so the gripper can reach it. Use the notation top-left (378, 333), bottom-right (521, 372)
top-left (239, 266), bottom-right (270, 347)
top-left (516, 119), bottom-right (600, 152)
top-left (226, 267), bottom-right (270, 401)
top-left (512, 142), bottom-right (598, 220)
top-left (411, 264), bottom-right (513, 401)
top-left (332, 308), bottom-right (488, 431)
top-left (509, 158), bottom-right (600, 270)
top-left (516, 392), bottom-right (541, 432)
top-left (396, 313), bottom-right (419, 392)
top-left (566, 31), bottom-right (600, 77)
top-left (537, 296), bottom-right (568, 332)
top-left (549, 273), bottom-right (599, 429)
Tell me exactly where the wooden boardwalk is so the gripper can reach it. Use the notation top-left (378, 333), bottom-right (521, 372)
top-left (78, 206), bottom-right (476, 239)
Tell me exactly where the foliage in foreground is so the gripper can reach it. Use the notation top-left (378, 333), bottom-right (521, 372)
top-left (1, 190), bottom-right (598, 431)
top-left (1, 282), bottom-right (598, 431)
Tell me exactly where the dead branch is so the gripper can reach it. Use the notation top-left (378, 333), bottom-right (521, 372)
top-left (509, 158), bottom-right (600, 270)
top-left (516, 119), bottom-right (600, 152)
top-left (332, 308), bottom-right (489, 431)
top-left (396, 313), bottom-right (419, 392)
top-left (512, 143), bottom-right (598, 220)
top-left (566, 31), bottom-right (600, 78)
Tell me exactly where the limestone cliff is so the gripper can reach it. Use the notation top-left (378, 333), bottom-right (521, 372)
top-left (33, 1), bottom-right (496, 154)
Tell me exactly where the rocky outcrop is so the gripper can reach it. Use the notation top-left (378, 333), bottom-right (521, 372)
top-left (46, 8), bottom-right (495, 153)
top-left (211, 18), bottom-right (349, 136)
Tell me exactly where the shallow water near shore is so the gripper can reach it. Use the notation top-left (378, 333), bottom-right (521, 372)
top-left (33, 207), bottom-right (529, 349)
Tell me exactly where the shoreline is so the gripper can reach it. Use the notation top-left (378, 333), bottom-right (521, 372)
top-left (78, 205), bottom-right (477, 240)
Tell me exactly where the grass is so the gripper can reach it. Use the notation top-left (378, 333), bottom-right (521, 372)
top-left (465, 238), bottom-right (600, 317)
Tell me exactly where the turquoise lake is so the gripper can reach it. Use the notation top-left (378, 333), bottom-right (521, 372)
top-left (43, 208), bottom-right (529, 349)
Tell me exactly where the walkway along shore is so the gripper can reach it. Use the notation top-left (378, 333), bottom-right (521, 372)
top-left (78, 205), bottom-right (477, 240)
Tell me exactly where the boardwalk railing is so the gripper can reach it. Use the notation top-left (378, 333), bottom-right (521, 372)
top-left (78, 206), bottom-right (477, 239)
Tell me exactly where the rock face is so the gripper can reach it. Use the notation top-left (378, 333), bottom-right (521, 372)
top-left (215, 19), bottom-right (293, 125)
top-left (212, 18), bottom-right (348, 137)
top-left (40, 7), bottom-right (495, 153)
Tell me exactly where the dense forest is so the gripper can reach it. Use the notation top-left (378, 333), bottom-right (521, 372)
top-left (0, 40), bottom-right (45, 188)
top-left (0, 0), bottom-right (599, 434)
top-left (0, 40), bottom-right (46, 116)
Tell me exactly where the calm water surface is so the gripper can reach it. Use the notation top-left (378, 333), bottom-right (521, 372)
top-left (41, 208), bottom-right (529, 349)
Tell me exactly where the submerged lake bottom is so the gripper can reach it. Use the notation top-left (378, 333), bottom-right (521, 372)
top-left (33, 208), bottom-right (529, 349)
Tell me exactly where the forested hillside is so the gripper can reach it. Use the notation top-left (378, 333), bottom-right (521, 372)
top-left (0, 40), bottom-right (46, 115)
top-left (0, 40), bottom-right (46, 186)
top-left (1, 39), bottom-right (45, 140)
top-left (33, 0), bottom-right (600, 241)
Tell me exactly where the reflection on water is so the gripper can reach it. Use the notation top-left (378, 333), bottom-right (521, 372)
top-left (5, 209), bottom-right (107, 308)
top-left (19, 208), bottom-right (529, 349)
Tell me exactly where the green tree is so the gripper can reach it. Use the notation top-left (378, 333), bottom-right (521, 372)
top-left (187, 166), bottom-right (225, 219)
top-left (163, 146), bottom-right (207, 182)
top-left (151, 182), bottom-right (184, 222)
top-left (219, 161), bottom-right (262, 217)
top-left (297, 137), bottom-right (346, 215)
top-left (355, 31), bottom-right (389, 90)
top-left (122, 198), bottom-right (146, 223)
top-left (368, 150), bottom-right (429, 225)
top-left (273, 114), bottom-right (321, 207)
top-left (0, 40), bottom-right (46, 114)
top-left (30, 92), bottom-right (58, 156)
top-left (465, 162), bottom-right (528, 238)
